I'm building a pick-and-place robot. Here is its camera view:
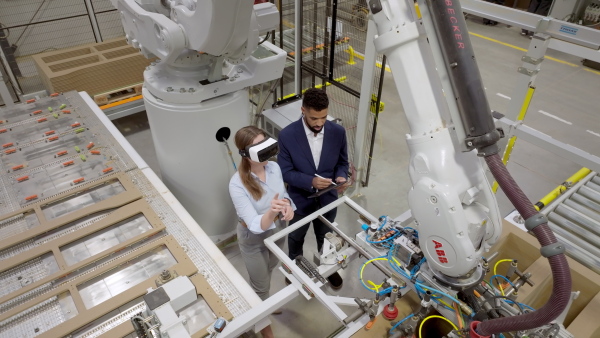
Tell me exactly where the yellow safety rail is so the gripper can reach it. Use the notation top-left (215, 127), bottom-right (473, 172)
top-left (492, 86), bottom-right (535, 193)
top-left (534, 168), bottom-right (592, 211)
top-left (278, 76), bottom-right (347, 101)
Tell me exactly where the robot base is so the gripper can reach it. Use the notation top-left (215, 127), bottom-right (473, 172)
top-left (143, 88), bottom-right (249, 238)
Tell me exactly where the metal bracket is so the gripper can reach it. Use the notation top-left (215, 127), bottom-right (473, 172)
top-left (521, 55), bottom-right (544, 65)
top-left (517, 67), bottom-right (539, 76)
top-left (536, 17), bottom-right (552, 34)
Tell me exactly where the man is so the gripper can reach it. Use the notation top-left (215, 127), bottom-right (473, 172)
top-left (277, 88), bottom-right (349, 289)
top-left (521, 0), bottom-right (552, 36)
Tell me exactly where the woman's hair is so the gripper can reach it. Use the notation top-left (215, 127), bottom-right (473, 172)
top-left (235, 126), bottom-right (267, 200)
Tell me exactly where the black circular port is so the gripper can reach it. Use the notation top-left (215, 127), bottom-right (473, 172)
top-left (215, 127), bottom-right (231, 142)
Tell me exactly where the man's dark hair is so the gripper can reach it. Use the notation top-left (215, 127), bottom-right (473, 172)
top-left (302, 88), bottom-right (329, 112)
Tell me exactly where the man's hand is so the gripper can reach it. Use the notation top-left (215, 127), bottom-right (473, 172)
top-left (312, 176), bottom-right (333, 190)
top-left (335, 177), bottom-right (347, 185)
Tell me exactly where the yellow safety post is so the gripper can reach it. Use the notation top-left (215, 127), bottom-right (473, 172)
top-left (534, 168), bottom-right (592, 211)
top-left (492, 86), bottom-right (535, 193)
top-left (278, 76), bottom-right (348, 101)
top-left (347, 46), bottom-right (356, 65)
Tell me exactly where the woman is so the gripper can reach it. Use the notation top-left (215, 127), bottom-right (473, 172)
top-left (229, 126), bottom-right (295, 338)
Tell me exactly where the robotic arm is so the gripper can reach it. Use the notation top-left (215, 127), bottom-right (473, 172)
top-left (366, 0), bottom-right (572, 336)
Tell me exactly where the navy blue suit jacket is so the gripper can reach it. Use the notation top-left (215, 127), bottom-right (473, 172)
top-left (278, 119), bottom-right (349, 215)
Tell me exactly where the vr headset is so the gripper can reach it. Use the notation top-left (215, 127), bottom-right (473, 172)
top-left (239, 137), bottom-right (279, 162)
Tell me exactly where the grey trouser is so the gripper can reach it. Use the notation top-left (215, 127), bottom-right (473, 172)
top-left (237, 220), bottom-right (286, 301)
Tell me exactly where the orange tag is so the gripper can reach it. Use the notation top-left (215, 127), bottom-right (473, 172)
top-left (102, 167), bottom-right (114, 174)
top-left (71, 122), bottom-right (81, 128)
top-left (63, 160), bottom-right (74, 167)
top-left (32, 110), bottom-right (42, 115)
top-left (73, 177), bottom-right (85, 184)
top-left (86, 142), bottom-right (94, 150)
top-left (48, 136), bottom-right (59, 142)
top-left (5, 148), bottom-right (16, 154)
top-left (0, 129), bottom-right (7, 133)
top-left (12, 164), bottom-right (24, 171)
top-left (37, 118), bottom-right (47, 123)
top-left (50, 93), bottom-right (60, 97)
top-left (45, 130), bottom-right (56, 136)
top-left (17, 175), bottom-right (29, 182)
top-left (56, 150), bottom-right (68, 157)
top-left (90, 150), bottom-right (101, 155)
top-left (26, 99), bottom-right (36, 103)
top-left (61, 110), bottom-right (71, 114)
top-left (2, 142), bottom-right (14, 148)
top-left (25, 194), bottom-right (38, 201)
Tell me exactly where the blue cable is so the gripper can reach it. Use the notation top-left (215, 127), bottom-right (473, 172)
top-left (377, 215), bottom-right (388, 231)
top-left (504, 299), bottom-right (535, 312)
top-left (389, 313), bottom-right (414, 334)
top-left (490, 274), bottom-right (517, 290)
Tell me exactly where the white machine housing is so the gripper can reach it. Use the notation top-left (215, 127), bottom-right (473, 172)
top-left (111, 0), bottom-right (287, 238)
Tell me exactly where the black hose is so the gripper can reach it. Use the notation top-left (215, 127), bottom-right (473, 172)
top-left (477, 154), bottom-right (572, 335)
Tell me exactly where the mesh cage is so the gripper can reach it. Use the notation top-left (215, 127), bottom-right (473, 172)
top-left (0, 0), bottom-right (122, 103)
top-left (265, 0), bottom-right (385, 186)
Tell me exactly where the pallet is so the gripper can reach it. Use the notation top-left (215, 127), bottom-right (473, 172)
top-left (93, 83), bottom-right (143, 105)
top-left (32, 38), bottom-right (152, 97)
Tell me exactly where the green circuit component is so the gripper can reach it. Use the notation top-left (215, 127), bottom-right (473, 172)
top-left (53, 113), bottom-right (58, 119)
top-left (59, 104), bottom-right (67, 109)
top-left (75, 146), bottom-right (81, 153)
top-left (48, 107), bottom-right (53, 112)
top-left (75, 128), bottom-right (86, 133)
top-left (80, 154), bottom-right (87, 161)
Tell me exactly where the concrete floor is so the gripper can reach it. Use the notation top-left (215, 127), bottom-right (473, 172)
top-left (111, 18), bottom-right (600, 338)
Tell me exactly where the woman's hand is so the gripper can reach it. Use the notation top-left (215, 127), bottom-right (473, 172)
top-left (280, 204), bottom-right (294, 221)
top-left (270, 193), bottom-right (288, 214)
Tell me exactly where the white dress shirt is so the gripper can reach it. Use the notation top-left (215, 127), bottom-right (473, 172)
top-left (229, 161), bottom-right (296, 234)
top-left (302, 116), bottom-right (324, 169)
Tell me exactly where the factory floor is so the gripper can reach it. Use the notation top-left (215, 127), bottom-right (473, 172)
top-left (112, 17), bottom-right (600, 338)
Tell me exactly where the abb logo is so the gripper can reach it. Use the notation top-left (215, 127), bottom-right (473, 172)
top-left (433, 240), bottom-right (449, 264)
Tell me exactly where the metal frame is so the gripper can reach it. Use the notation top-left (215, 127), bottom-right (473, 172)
top-left (496, 116), bottom-right (600, 173)
top-left (220, 196), bottom-right (395, 338)
top-left (460, 0), bottom-right (600, 50)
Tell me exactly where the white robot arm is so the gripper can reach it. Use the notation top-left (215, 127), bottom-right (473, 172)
top-left (366, 0), bottom-right (571, 336)
top-left (112, 0), bottom-right (280, 64)
top-left (368, 0), bottom-right (502, 280)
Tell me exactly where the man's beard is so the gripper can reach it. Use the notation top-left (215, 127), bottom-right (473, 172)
top-left (304, 116), bottom-right (323, 134)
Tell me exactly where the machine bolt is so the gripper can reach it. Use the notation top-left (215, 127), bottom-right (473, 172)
top-left (179, 88), bottom-right (186, 93)
top-left (450, 62), bottom-right (458, 68)
top-left (467, 141), bottom-right (473, 146)
top-left (160, 270), bottom-right (172, 280)
top-left (237, 68), bottom-right (243, 73)
top-left (430, 196), bottom-right (437, 203)
top-left (450, 207), bottom-right (456, 211)
top-left (166, 87), bottom-right (174, 92)
top-left (189, 88), bottom-right (195, 92)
